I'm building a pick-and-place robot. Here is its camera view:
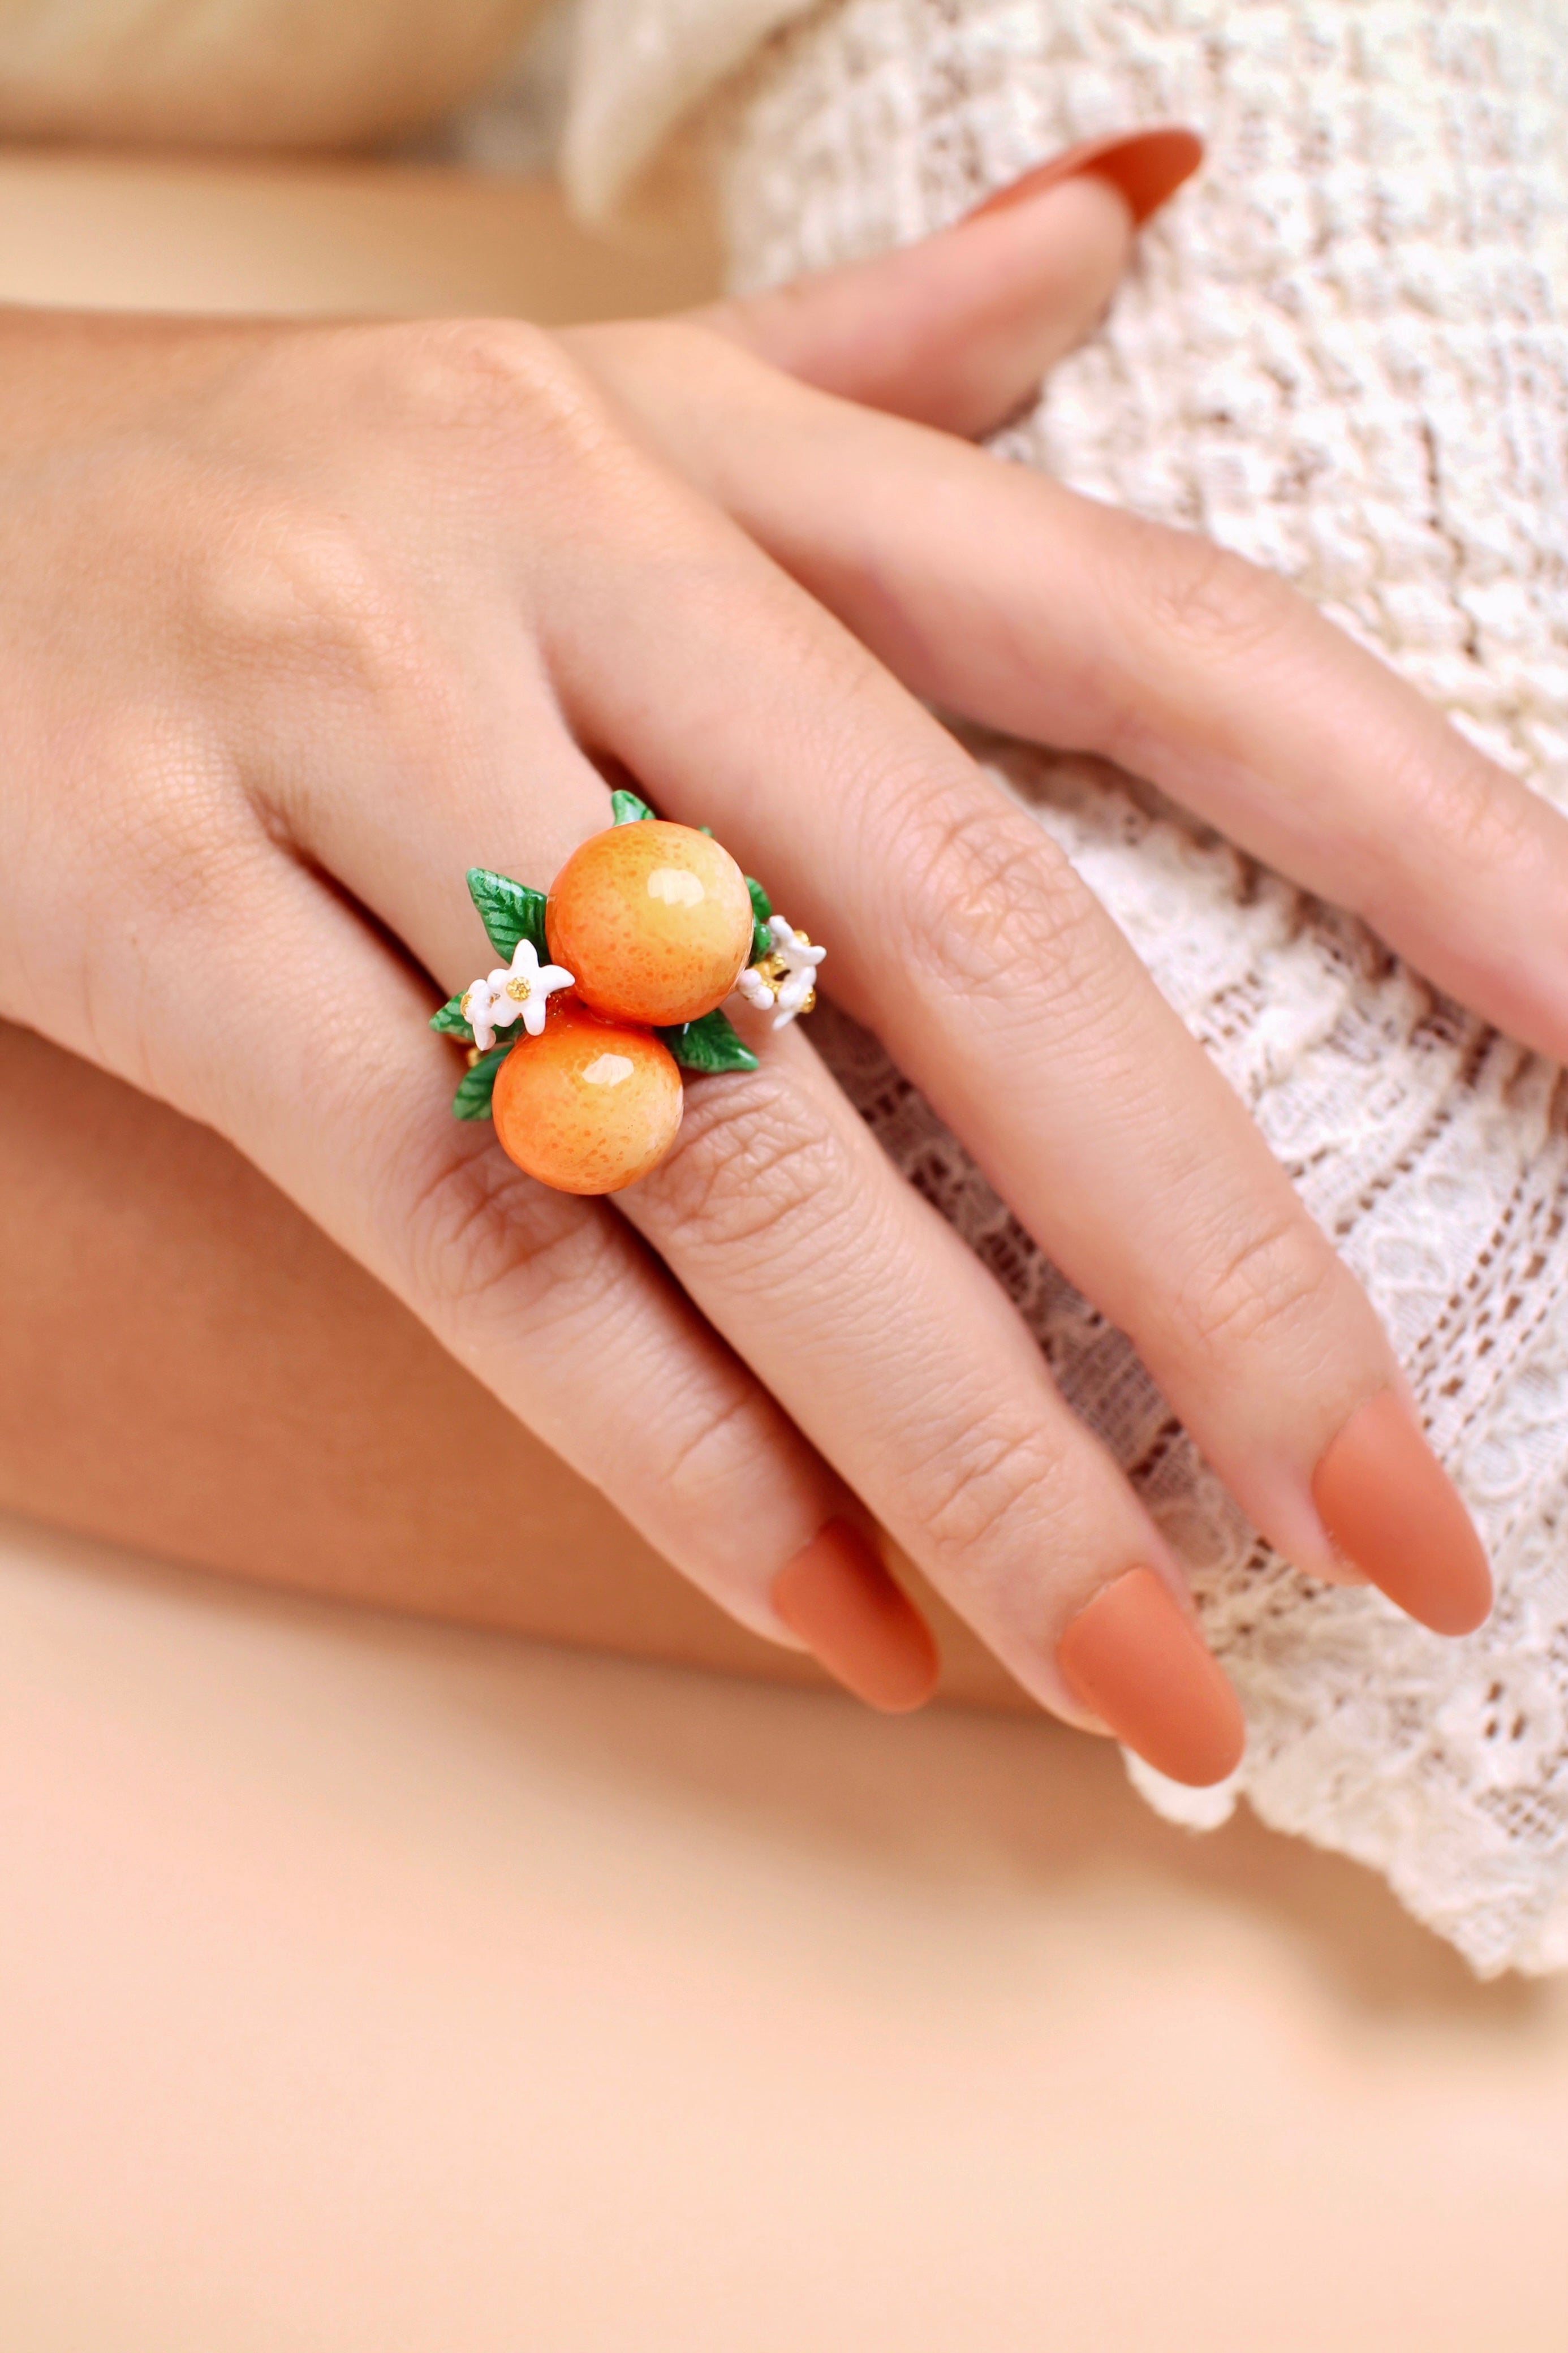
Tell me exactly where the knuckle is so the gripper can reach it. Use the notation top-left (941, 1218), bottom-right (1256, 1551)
top-left (654, 1385), bottom-right (772, 1517)
top-left (644, 1073), bottom-right (844, 1269)
top-left (376, 316), bottom-right (617, 471)
top-left (1127, 525), bottom-right (1290, 666)
top-left (890, 781), bottom-right (1109, 1006)
top-left (1174, 1208), bottom-right (1329, 1363)
top-left (1421, 747), bottom-right (1533, 874)
top-left (402, 1136), bottom-right (610, 1329)
top-left (197, 493), bottom-right (421, 697)
top-left (912, 1412), bottom-right (1075, 1566)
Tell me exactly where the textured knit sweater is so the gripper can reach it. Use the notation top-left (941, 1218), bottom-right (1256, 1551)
top-left (565, 0), bottom-right (1568, 1977)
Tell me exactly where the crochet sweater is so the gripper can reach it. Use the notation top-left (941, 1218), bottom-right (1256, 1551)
top-left (559, 0), bottom-right (1568, 1977)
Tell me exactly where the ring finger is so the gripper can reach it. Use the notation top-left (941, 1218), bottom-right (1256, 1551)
top-left (527, 435), bottom-right (1493, 1645)
top-left (620, 1015), bottom-right (1247, 1785)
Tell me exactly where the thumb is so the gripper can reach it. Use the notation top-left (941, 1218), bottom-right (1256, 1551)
top-left (689, 126), bottom-right (1201, 441)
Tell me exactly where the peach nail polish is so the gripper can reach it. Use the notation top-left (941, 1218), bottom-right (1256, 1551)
top-left (1312, 1389), bottom-right (1493, 1636)
top-left (772, 1522), bottom-right (940, 1713)
top-left (964, 125), bottom-right (1204, 230)
top-left (1057, 1567), bottom-right (1244, 1787)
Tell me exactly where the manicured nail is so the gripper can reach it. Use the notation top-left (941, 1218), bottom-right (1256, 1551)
top-left (1312, 1389), bottom-right (1492, 1636)
top-left (965, 125), bottom-right (1203, 230)
top-left (772, 1521), bottom-right (940, 1713)
top-left (1057, 1567), bottom-right (1244, 1787)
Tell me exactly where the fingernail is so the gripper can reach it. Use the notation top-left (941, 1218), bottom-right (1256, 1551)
top-left (964, 125), bottom-right (1203, 230)
top-left (772, 1521), bottom-right (940, 1713)
top-left (1057, 1567), bottom-right (1244, 1787)
top-left (1312, 1389), bottom-right (1493, 1636)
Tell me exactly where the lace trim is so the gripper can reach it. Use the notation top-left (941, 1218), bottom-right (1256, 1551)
top-left (717, 0), bottom-right (1568, 1975)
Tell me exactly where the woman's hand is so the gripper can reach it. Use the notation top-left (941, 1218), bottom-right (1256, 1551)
top-left (0, 149), bottom-right (1537, 1782)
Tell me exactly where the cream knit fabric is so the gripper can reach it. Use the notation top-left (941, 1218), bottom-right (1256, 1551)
top-left (563, 0), bottom-right (811, 217)
top-left (561, 0), bottom-right (1568, 1976)
top-left (725, 0), bottom-right (1568, 1977)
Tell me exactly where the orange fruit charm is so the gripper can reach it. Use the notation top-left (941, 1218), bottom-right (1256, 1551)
top-left (546, 820), bottom-right (754, 1027)
top-left (490, 999), bottom-right (683, 1195)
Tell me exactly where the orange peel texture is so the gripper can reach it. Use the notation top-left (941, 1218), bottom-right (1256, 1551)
top-left (490, 999), bottom-right (683, 1195)
top-left (546, 821), bottom-right (754, 1028)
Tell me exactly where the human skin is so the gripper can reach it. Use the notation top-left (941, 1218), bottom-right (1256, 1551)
top-left (0, 141), bottom-right (1542, 1777)
top-left (0, 1012), bottom-right (1014, 1704)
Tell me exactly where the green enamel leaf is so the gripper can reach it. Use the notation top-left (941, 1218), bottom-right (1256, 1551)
top-left (451, 1042), bottom-right (513, 1122)
top-left (658, 1009), bottom-right (759, 1076)
top-left (430, 994), bottom-right (477, 1042)
top-left (746, 874), bottom-right (773, 965)
top-left (610, 788), bottom-right (655, 826)
top-left (466, 868), bottom-right (548, 963)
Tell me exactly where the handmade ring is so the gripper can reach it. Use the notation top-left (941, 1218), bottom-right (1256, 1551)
top-left (430, 789), bottom-right (825, 1196)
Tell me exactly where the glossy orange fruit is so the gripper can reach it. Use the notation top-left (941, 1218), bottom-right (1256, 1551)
top-left (490, 998), bottom-right (683, 1195)
top-left (546, 820), bottom-right (754, 1027)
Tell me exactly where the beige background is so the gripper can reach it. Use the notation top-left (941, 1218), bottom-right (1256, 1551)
top-left (6, 1510), bottom-right (1568, 2350)
top-left (0, 145), bottom-right (720, 318)
top-left (2, 152), bottom-right (1568, 2350)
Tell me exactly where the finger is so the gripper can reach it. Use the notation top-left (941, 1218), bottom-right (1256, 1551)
top-left (684, 127), bottom-right (1199, 438)
top-left (527, 433), bottom-right (1492, 1641)
top-left (285, 602), bottom-right (1242, 1771)
top-left (576, 331), bottom-right (1568, 1075)
top-left (260, 411), bottom-right (1248, 1778)
top-left (169, 846), bottom-right (940, 1714)
top-left (617, 1015), bottom-right (1247, 1786)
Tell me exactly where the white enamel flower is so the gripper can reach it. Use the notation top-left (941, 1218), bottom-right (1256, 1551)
top-left (461, 937), bottom-right (574, 1051)
top-left (766, 915), bottom-right (824, 1026)
top-left (733, 965), bottom-right (776, 1012)
top-left (768, 913), bottom-right (825, 967)
top-left (774, 967), bottom-right (818, 1024)
top-left (730, 913), bottom-right (826, 1029)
